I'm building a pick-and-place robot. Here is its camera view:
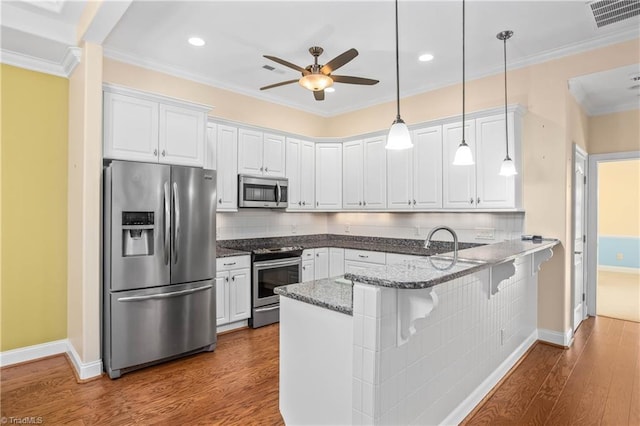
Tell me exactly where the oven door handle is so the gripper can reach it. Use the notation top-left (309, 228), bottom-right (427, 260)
top-left (255, 305), bottom-right (280, 313)
top-left (254, 258), bottom-right (301, 269)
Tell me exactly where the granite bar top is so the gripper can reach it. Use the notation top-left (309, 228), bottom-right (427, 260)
top-left (275, 277), bottom-right (354, 315)
top-left (216, 246), bottom-right (251, 258)
top-left (217, 234), bottom-right (480, 258)
top-left (344, 239), bottom-right (559, 290)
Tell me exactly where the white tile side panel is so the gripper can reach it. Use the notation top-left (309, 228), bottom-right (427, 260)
top-left (328, 212), bottom-right (525, 243)
top-left (353, 255), bottom-right (536, 425)
top-left (216, 210), bottom-right (327, 240)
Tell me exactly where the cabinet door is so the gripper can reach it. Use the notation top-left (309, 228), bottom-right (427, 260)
top-left (286, 138), bottom-right (302, 209)
top-left (387, 146), bottom-right (413, 210)
top-left (217, 125), bottom-right (238, 211)
top-left (229, 268), bottom-right (251, 322)
top-left (158, 104), bottom-right (205, 167)
top-left (363, 136), bottom-right (387, 209)
top-left (205, 123), bottom-right (217, 170)
top-left (442, 120), bottom-right (477, 209)
top-left (314, 248), bottom-right (329, 280)
top-left (329, 248), bottom-right (345, 277)
top-left (302, 260), bottom-right (315, 282)
top-left (263, 133), bottom-right (286, 177)
top-left (215, 271), bottom-right (230, 326)
top-left (299, 141), bottom-right (316, 209)
top-left (315, 143), bottom-right (343, 210)
top-left (413, 126), bottom-right (443, 208)
top-left (475, 114), bottom-right (516, 208)
top-left (342, 140), bottom-right (364, 209)
top-left (238, 128), bottom-right (264, 175)
top-left (103, 92), bottom-right (159, 163)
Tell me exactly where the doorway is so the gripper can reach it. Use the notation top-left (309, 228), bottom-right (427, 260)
top-left (587, 152), bottom-right (640, 322)
top-left (572, 145), bottom-right (588, 331)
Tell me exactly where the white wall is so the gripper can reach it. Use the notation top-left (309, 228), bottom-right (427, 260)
top-left (216, 211), bottom-right (525, 243)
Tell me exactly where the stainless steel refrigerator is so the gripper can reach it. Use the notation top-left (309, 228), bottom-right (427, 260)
top-left (103, 160), bottom-right (216, 379)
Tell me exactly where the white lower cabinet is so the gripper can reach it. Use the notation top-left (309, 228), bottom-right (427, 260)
top-left (329, 248), bottom-right (345, 277)
top-left (314, 248), bottom-right (329, 279)
top-left (215, 256), bottom-right (251, 326)
top-left (344, 249), bottom-right (386, 274)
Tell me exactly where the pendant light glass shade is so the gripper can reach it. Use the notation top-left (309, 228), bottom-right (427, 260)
top-left (387, 117), bottom-right (412, 150)
top-left (453, 0), bottom-right (473, 165)
top-left (497, 30), bottom-right (517, 176)
top-left (386, 0), bottom-right (413, 150)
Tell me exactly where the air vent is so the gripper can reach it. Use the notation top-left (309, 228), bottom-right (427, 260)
top-left (262, 65), bottom-right (276, 71)
top-left (588, 0), bottom-right (640, 28)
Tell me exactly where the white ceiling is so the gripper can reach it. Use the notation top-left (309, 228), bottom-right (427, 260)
top-left (2, 0), bottom-right (639, 116)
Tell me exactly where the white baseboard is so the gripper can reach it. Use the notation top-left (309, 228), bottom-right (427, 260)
top-left (0, 339), bottom-right (69, 367)
top-left (538, 327), bottom-right (574, 347)
top-left (0, 339), bottom-right (103, 380)
top-left (598, 265), bottom-right (640, 275)
top-left (217, 319), bottom-right (249, 334)
top-left (442, 329), bottom-right (538, 426)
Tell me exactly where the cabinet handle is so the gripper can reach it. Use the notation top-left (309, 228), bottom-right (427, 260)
top-left (223, 262), bottom-right (236, 266)
top-left (359, 201), bottom-right (362, 206)
top-left (154, 149), bottom-right (158, 156)
top-left (265, 167), bottom-right (269, 172)
top-left (477, 197), bottom-right (481, 204)
top-left (225, 277), bottom-right (229, 282)
top-left (162, 150), bottom-right (166, 157)
top-left (302, 201), bottom-right (306, 206)
top-left (219, 198), bottom-right (222, 204)
top-left (302, 266), bottom-right (306, 270)
top-left (408, 200), bottom-right (412, 205)
top-left (363, 201), bottom-right (367, 206)
top-left (260, 167), bottom-right (264, 172)
top-left (316, 201), bottom-right (319, 207)
top-left (413, 200), bottom-right (416, 205)
top-left (232, 276), bottom-right (235, 282)
top-left (316, 253), bottom-right (320, 257)
top-left (358, 254), bottom-right (369, 259)
top-left (470, 198), bottom-right (474, 204)
top-left (298, 201), bottom-right (302, 206)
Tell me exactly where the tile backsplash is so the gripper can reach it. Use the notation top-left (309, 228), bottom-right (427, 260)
top-left (216, 210), bottom-right (525, 243)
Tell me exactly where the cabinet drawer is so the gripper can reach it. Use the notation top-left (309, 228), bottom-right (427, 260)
top-left (302, 249), bottom-right (315, 260)
top-left (344, 249), bottom-right (386, 264)
top-left (216, 255), bottom-right (250, 271)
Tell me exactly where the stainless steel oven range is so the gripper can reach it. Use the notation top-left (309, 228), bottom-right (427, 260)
top-left (250, 246), bottom-right (303, 328)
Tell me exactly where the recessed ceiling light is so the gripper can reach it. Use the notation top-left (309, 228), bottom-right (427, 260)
top-left (418, 53), bottom-right (434, 62)
top-left (188, 37), bottom-right (205, 47)
top-left (325, 87), bottom-right (335, 93)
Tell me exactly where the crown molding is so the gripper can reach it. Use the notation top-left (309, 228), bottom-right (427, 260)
top-left (1, 46), bottom-right (81, 78)
top-left (590, 101), bottom-right (640, 116)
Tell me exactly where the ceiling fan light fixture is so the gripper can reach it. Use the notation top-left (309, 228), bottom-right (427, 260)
top-left (298, 73), bottom-right (333, 91)
top-left (387, 117), bottom-right (413, 150)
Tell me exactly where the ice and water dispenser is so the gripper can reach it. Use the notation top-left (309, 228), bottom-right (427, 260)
top-left (122, 211), bottom-right (155, 257)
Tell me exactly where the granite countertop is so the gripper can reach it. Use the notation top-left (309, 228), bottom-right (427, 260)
top-left (216, 246), bottom-right (251, 258)
top-left (345, 238), bottom-right (560, 290)
top-left (275, 277), bottom-right (353, 315)
top-left (217, 234), bottom-right (479, 258)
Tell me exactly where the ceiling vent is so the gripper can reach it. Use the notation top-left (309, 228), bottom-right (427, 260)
top-left (588, 0), bottom-right (640, 28)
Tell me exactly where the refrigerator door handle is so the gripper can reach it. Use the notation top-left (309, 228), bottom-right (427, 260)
top-left (172, 182), bottom-right (180, 264)
top-left (116, 284), bottom-right (213, 302)
top-left (163, 182), bottom-right (170, 265)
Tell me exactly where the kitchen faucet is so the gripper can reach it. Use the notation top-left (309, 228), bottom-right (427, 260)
top-left (425, 226), bottom-right (459, 263)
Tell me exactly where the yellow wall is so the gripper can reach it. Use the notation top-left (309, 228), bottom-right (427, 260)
top-left (598, 159), bottom-right (640, 236)
top-left (588, 110), bottom-right (640, 155)
top-left (0, 64), bottom-right (68, 351)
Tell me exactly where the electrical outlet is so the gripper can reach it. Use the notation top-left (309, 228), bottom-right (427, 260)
top-left (415, 226), bottom-right (420, 236)
top-left (476, 228), bottom-right (495, 240)
top-left (292, 224), bottom-right (297, 234)
top-left (616, 252), bottom-right (624, 260)
top-left (345, 224), bottom-right (351, 233)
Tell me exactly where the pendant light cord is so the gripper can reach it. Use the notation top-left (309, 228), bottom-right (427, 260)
top-left (395, 0), bottom-right (401, 120)
top-left (503, 35), bottom-right (510, 158)
top-left (462, 0), bottom-right (466, 142)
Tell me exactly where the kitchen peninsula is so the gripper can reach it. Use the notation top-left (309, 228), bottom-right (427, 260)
top-left (276, 238), bottom-right (559, 425)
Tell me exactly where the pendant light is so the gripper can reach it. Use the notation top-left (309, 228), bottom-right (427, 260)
top-left (497, 30), bottom-right (517, 176)
top-left (386, 0), bottom-right (413, 150)
top-left (453, 0), bottom-right (473, 165)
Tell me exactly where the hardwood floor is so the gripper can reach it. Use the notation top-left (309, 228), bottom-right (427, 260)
top-left (2, 316), bottom-right (638, 425)
top-left (463, 316), bottom-right (640, 426)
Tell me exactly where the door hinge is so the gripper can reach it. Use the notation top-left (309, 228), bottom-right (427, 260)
top-left (582, 293), bottom-right (585, 302)
top-left (584, 176), bottom-right (587, 185)
top-left (583, 235), bottom-right (586, 243)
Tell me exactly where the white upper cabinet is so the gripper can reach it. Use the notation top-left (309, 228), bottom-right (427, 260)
top-left (442, 120), bottom-right (477, 209)
top-left (343, 136), bottom-right (386, 210)
top-left (315, 143), bottom-right (343, 210)
top-left (387, 125), bottom-right (442, 210)
top-left (103, 85), bottom-right (209, 167)
top-left (286, 138), bottom-right (315, 210)
top-left (475, 113), bottom-right (518, 208)
top-left (442, 111), bottom-right (520, 209)
top-left (238, 129), bottom-right (285, 177)
top-left (207, 123), bottom-right (238, 212)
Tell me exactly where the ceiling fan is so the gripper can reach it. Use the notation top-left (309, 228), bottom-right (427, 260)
top-left (260, 46), bottom-right (379, 101)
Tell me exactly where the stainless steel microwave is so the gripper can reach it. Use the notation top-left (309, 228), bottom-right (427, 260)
top-left (238, 174), bottom-right (288, 208)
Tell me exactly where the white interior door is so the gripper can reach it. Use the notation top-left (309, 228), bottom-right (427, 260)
top-left (573, 145), bottom-right (588, 331)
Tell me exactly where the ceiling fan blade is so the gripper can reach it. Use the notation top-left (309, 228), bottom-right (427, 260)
top-left (260, 79), bottom-right (299, 90)
top-left (263, 55), bottom-right (309, 75)
top-left (313, 90), bottom-right (325, 101)
top-left (331, 75), bottom-right (379, 85)
top-left (321, 48), bottom-right (358, 75)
